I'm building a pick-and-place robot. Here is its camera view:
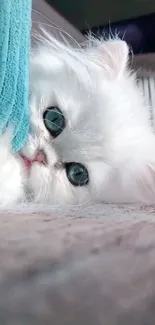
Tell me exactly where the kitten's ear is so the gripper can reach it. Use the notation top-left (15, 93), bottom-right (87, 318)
top-left (97, 40), bottom-right (129, 78)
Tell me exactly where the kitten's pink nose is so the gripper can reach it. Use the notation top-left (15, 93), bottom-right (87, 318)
top-left (21, 150), bottom-right (47, 169)
top-left (34, 150), bottom-right (47, 165)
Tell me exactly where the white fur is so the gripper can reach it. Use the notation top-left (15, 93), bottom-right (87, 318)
top-left (1, 34), bottom-right (155, 207)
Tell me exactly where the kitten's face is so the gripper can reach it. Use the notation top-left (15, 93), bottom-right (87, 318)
top-left (23, 47), bottom-right (106, 204)
top-left (21, 37), bottom-right (152, 204)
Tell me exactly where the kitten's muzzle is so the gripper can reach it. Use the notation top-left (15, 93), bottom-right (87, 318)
top-left (20, 150), bottom-right (47, 169)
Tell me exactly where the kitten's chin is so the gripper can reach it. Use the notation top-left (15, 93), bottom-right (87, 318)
top-left (28, 163), bottom-right (51, 203)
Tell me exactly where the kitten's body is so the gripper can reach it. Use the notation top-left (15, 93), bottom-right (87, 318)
top-left (1, 35), bottom-right (155, 207)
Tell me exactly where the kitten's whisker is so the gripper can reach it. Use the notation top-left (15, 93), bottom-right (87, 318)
top-left (74, 198), bottom-right (92, 207)
top-left (32, 10), bottom-right (82, 49)
top-left (32, 23), bottom-right (70, 43)
top-left (42, 177), bottom-right (51, 203)
top-left (32, 9), bottom-right (68, 33)
top-left (79, 143), bottom-right (89, 159)
top-left (32, 8), bottom-right (61, 27)
top-left (35, 182), bottom-right (44, 203)
top-left (44, 180), bottom-right (51, 202)
top-left (32, 169), bottom-right (48, 204)
top-left (56, 170), bottom-right (76, 200)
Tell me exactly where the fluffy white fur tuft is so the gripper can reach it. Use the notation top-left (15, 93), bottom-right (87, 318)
top-left (1, 33), bottom-right (155, 207)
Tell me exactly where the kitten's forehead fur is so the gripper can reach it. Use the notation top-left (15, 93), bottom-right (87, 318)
top-left (30, 33), bottom-right (129, 161)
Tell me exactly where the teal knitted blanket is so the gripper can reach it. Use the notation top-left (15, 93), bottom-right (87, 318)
top-left (0, 0), bottom-right (31, 152)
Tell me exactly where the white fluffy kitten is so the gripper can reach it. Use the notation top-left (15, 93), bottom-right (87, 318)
top-left (0, 35), bottom-right (155, 207)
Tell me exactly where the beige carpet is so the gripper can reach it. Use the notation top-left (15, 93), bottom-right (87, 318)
top-left (0, 203), bottom-right (155, 324)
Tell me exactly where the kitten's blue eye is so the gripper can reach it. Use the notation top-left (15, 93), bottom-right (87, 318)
top-left (66, 162), bottom-right (89, 186)
top-left (43, 106), bottom-right (65, 137)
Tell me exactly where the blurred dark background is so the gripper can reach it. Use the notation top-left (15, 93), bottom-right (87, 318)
top-left (44, 0), bottom-right (155, 54)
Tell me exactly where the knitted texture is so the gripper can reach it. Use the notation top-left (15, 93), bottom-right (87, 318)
top-left (0, 0), bottom-right (31, 152)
